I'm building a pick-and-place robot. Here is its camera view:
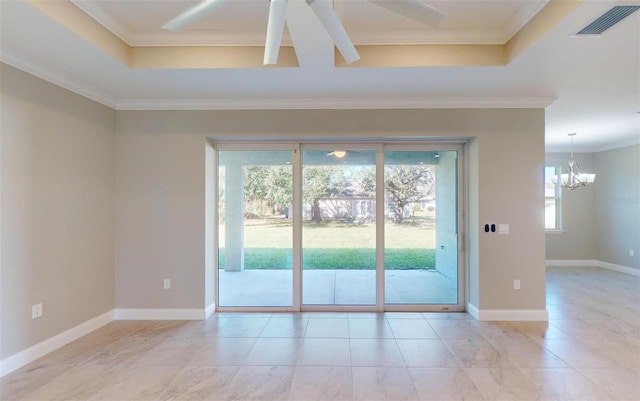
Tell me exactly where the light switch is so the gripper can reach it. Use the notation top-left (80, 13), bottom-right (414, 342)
top-left (498, 224), bottom-right (509, 234)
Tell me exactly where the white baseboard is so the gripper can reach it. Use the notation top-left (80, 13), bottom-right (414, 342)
top-left (546, 259), bottom-right (599, 267)
top-left (546, 259), bottom-right (639, 276)
top-left (466, 303), bottom-right (547, 321)
top-left (0, 309), bottom-right (114, 377)
top-left (466, 303), bottom-right (479, 320)
top-left (596, 261), bottom-right (640, 276)
top-left (475, 309), bottom-right (548, 321)
top-left (114, 308), bottom-right (208, 320)
top-left (205, 303), bottom-right (216, 319)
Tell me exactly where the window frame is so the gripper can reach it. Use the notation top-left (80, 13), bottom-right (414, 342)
top-left (544, 165), bottom-right (563, 233)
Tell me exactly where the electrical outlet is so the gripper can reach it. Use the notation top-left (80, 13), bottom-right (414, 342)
top-left (630, 249), bottom-right (635, 257)
top-left (32, 303), bottom-right (43, 319)
top-left (514, 280), bottom-right (520, 290)
top-left (163, 279), bottom-right (171, 289)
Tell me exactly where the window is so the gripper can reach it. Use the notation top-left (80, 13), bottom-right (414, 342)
top-left (544, 166), bottom-right (561, 231)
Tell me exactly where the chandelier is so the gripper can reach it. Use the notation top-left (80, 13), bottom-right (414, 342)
top-left (551, 133), bottom-right (596, 190)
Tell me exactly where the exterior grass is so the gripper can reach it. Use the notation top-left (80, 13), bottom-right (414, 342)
top-left (219, 248), bottom-right (435, 270)
top-left (218, 211), bottom-right (437, 270)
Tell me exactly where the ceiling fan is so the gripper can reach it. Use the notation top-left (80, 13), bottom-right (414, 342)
top-left (162, 0), bottom-right (446, 65)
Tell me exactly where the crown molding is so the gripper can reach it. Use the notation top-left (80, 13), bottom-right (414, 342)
top-left (116, 96), bottom-right (557, 111)
top-left (0, 48), bottom-right (117, 109)
top-left (0, 47), bottom-right (555, 112)
top-left (546, 136), bottom-right (640, 153)
top-left (593, 136), bottom-right (640, 152)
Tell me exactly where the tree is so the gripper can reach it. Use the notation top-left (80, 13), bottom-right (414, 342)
top-left (303, 166), bottom-right (341, 222)
top-left (385, 165), bottom-right (435, 223)
top-left (244, 166), bottom-right (292, 215)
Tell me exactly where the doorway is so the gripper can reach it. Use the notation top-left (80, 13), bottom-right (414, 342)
top-left (215, 142), bottom-right (464, 312)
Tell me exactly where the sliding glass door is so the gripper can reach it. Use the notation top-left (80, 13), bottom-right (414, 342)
top-left (217, 149), bottom-right (293, 307)
top-left (215, 143), bottom-right (463, 311)
top-left (301, 148), bottom-right (377, 306)
top-left (384, 150), bottom-right (459, 306)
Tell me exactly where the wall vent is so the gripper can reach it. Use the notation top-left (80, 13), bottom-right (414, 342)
top-left (576, 5), bottom-right (640, 35)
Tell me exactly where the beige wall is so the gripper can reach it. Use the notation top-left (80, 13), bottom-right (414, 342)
top-left (546, 146), bottom-right (639, 270)
top-left (1, 65), bottom-right (116, 359)
top-left (1, 65), bottom-right (548, 363)
top-left (595, 145), bottom-right (640, 269)
top-left (115, 108), bottom-right (547, 312)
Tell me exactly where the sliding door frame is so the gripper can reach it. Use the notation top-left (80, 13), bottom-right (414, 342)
top-left (213, 141), bottom-right (465, 313)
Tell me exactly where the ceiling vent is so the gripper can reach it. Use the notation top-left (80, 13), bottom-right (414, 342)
top-left (576, 5), bottom-right (640, 35)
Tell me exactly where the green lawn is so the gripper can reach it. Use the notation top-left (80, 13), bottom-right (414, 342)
top-left (219, 248), bottom-right (435, 269)
top-left (219, 211), bottom-right (436, 270)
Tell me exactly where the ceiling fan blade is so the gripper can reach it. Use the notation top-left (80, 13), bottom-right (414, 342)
top-left (306, 0), bottom-right (360, 64)
top-left (366, 0), bottom-right (445, 28)
top-left (162, 0), bottom-right (233, 31)
top-left (264, 0), bottom-right (289, 65)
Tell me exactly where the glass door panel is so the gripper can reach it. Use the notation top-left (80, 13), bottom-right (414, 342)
top-left (384, 151), bottom-right (458, 305)
top-left (218, 150), bottom-right (293, 307)
top-left (301, 149), bottom-right (377, 305)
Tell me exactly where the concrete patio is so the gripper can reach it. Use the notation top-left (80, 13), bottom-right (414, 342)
top-left (218, 269), bottom-right (457, 307)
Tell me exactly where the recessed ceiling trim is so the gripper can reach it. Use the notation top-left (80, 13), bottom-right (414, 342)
top-left (130, 30), bottom-right (511, 47)
top-left (503, 0), bottom-right (550, 42)
top-left (116, 96), bottom-right (557, 111)
top-left (70, 0), bottom-right (133, 44)
top-left (70, 0), bottom-right (551, 47)
top-left (347, 30), bottom-right (509, 46)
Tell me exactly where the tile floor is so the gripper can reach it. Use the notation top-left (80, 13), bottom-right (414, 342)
top-left (2, 266), bottom-right (639, 400)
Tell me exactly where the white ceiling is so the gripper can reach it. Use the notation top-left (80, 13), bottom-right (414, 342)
top-left (1, 0), bottom-right (639, 152)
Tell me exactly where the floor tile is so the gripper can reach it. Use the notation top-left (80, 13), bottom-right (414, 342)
top-left (464, 368), bottom-right (541, 401)
top-left (384, 312), bottom-right (425, 319)
top-left (305, 318), bottom-right (350, 338)
top-left (348, 318), bottom-right (394, 339)
top-left (408, 368), bottom-right (486, 400)
top-left (224, 365), bottom-right (295, 401)
top-left (88, 364), bottom-right (181, 400)
top-left (348, 312), bottom-right (385, 319)
top-left (134, 336), bottom-right (207, 367)
top-left (578, 368), bottom-right (640, 400)
top-left (352, 367), bottom-right (419, 401)
top-left (187, 337), bottom-right (257, 366)
top-left (443, 339), bottom-right (515, 368)
top-left (84, 335), bottom-right (162, 366)
top-left (244, 338), bottom-right (303, 365)
top-left (168, 318), bottom-right (230, 338)
top-left (484, 337), bottom-right (568, 368)
top-left (396, 339), bottom-right (459, 368)
top-left (157, 365), bottom-right (240, 401)
top-left (350, 339), bottom-right (405, 367)
top-left (261, 317), bottom-right (309, 338)
top-left (427, 319), bottom-right (483, 339)
top-left (297, 338), bottom-right (351, 366)
top-left (216, 317), bottom-right (270, 337)
top-left (20, 364), bottom-right (120, 401)
top-left (0, 362), bottom-right (74, 401)
top-left (288, 366), bottom-right (352, 401)
top-left (387, 319), bottom-right (438, 339)
top-left (521, 368), bottom-right (616, 400)
top-left (542, 338), bottom-right (619, 368)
